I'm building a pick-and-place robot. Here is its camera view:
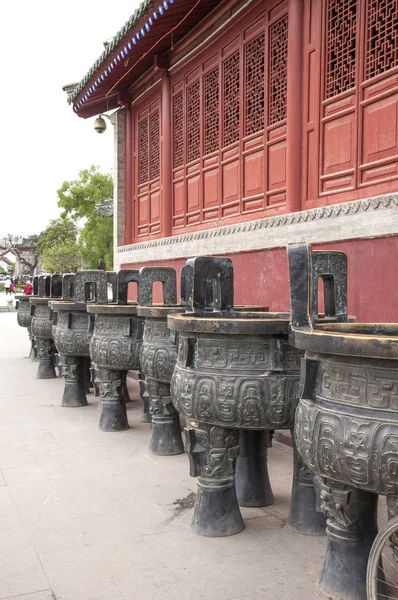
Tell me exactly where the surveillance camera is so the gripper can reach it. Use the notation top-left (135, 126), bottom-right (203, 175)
top-left (94, 116), bottom-right (107, 134)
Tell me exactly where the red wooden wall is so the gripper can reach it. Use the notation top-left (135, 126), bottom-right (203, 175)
top-left (126, 0), bottom-right (398, 244)
top-left (302, 0), bottom-right (398, 208)
top-left (123, 236), bottom-right (398, 324)
top-left (170, 0), bottom-right (288, 232)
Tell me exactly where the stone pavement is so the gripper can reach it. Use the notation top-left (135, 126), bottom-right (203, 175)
top-left (0, 312), bottom-right (327, 600)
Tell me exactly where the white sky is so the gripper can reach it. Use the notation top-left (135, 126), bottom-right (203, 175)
top-left (0, 1), bottom-right (141, 238)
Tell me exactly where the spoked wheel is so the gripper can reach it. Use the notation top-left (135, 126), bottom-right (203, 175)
top-left (367, 515), bottom-right (398, 599)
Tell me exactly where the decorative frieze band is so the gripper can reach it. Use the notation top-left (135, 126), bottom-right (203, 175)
top-left (115, 193), bottom-right (398, 268)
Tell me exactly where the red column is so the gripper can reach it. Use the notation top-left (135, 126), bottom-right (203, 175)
top-left (286, 0), bottom-right (303, 214)
top-left (161, 69), bottom-right (172, 238)
top-left (124, 106), bottom-right (133, 245)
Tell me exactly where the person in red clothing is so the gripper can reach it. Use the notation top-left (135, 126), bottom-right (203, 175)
top-left (23, 278), bottom-right (33, 295)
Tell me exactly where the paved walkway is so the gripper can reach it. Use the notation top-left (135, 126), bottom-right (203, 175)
top-left (0, 312), bottom-right (326, 600)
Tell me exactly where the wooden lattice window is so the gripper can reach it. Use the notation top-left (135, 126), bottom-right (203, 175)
top-left (325, 0), bottom-right (357, 98)
top-left (187, 81), bottom-right (200, 163)
top-left (245, 33), bottom-right (265, 135)
top-left (150, 110), bottom-right (160, 180)
top-left (223, 51), bottom-right (240, 146)
top-left (173, 92), bottom-right (184, 168)
top-left (204, 67), bottom-right (220, 154)
top-left (269, 16), bottom-right (288, 125)
top-left (139, 119), bottom-right (148, 185)
top-left (366, 0), bottom-right (398, 80)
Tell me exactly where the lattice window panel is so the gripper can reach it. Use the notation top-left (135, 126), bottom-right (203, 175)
top-left (187, 81), bottom-right (201, 163)
top-left (150, 110), bottom-right (160, 180)
top-left (223, 51), bottom-right (240, 146)
top-left (204, 67), bottom-right (220, 154)
top-left (245, 33), bottom-right (265, 135)
top-left (325, 0), bottom-right (357, 99)
top-left (269, 16), bottom-right (288, 125)
top-left (366, 0), bottom-right (398, 80)
top-left (139, 118), bottom-right (148, 185)
top-left (173, 92), bottom-right (184, 168)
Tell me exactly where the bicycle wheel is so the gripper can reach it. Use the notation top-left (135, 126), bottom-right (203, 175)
top-left (367, 516), bottom-right (398, 599)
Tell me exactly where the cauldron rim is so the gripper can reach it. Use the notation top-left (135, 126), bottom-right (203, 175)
top-left (49, 300), bottom-right (88, 312)
top-left (168, 311), bottom-right (290, 335)
top-left (290, 322), bottom-right (398, 360)
top-left (86, 303), bottom-right (138, 315)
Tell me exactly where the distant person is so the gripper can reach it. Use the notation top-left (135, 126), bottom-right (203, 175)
top-left (23, 279), bottom-right (33, 295)
top-left (4, 277), bottom-right (11, 295)
top-left (9, 280), bottom-right (15, 294)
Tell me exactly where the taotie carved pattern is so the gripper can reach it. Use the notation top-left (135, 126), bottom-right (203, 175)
top-left (185, 424), bottom-right (240, 482)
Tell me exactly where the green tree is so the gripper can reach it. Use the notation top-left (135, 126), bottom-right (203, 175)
top-left (37, 218), bottom-right (81, 273)
top-left (57, 165), bottom-right (113, 269)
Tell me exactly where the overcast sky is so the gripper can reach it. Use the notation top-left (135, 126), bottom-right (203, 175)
top-left (0, 1), bottom-right (141, 238)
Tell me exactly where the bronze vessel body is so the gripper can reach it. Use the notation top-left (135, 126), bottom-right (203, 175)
top-left (51, 271), bottom-right (107, 408)
top-left (30, 275), bottom-right (62, 379)
top-left (288, 243), bottom-right (397, 600)
top-left (16, 293), bottom-right (37, 359)
top-left (137, 267), bottom-right (184, 456)
top-left (87, 270), bottom-right (143, 431)
top-left (168, 256), bottom-right (330, 537)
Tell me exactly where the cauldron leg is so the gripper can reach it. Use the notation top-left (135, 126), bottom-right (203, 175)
top-left (318, 478), bottom-right (378, 600)
top-left (139, 374), bottom-right (151, 423)
top-left (28, 327), bottom-right (38, 361)
top-left (59, 355), bottom-right (88, 407)
top-left (83, 357), bottom-right (91, 394)
top-left (185, 423), bottom-right (244, 537)
top-left (36, 338), bottom-right (56, 379)
top-left (90, 362), bottom-right (101, 397)
top-left (287, 432), bottom-right (326, 535)
top-left (97, 368), bottom-right (129, 432)
top-left (235, 430), bottom-right (274, 507)
top-left (149, 383), bottom-right (184, 455)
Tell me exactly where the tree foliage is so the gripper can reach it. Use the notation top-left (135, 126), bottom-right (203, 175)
top-left (0, 234), bottom-right (39, 275)
top-left (57, 165), bottom-right (113, 269)
top-left (37, 218), bottom-right (80, 273)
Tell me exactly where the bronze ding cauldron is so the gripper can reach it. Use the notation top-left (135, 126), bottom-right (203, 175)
top-left (30, 274), bottom-right (62, 379)
top-left (168, 255), bottom-right (336, 537)
top-left (288, 242), bottom-right (397, 600)
top-left (16, 290), bottom-right (36, 360)
top-left (87, 270), bottom-right (143, 431)
top-left (50, 271), bottom-right (108, 408)
top-left (137, 267), bottom-right (185, 456)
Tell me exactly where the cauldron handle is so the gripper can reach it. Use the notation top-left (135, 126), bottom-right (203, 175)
top-left (38, 275), bottom-right (51, 298)
top-left (180, 265), bottom-right (187, 307)
top-left (106, 271), bottom-right (117, 302)
top-left (62, 273), bottom-right (75, 300)
top-left (288, 243), bottom-right (348, 329)
top-left (138, 267), bottom-right (177, 306)
top-left (74, 271), bottom-right (108, 305)
top-left (32, 276), bottom-right (39, 296)
top-left (184, 256), bottom-right (234, 316)
top-left (50, 274), bottom-right (63, 298)
top-left (117, 270), bottom-right (140, 305)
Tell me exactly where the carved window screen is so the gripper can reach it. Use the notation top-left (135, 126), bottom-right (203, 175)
top-left (139, 119), bottom-right (149, 185)
top-left (223, 51), bottom-right (240, 146)
top-left (150, 110), bottom-right (160, 180)
top-left (366, 0), bottom-right (398, 80)
top-left (204, 67), bottom-right (220, 154)
top-left (173, 91), bottom-right (184, 168)
top-left (269, 15), bottom-right (288, 125)
top-left (187, 80), bottom-right (201, 163)
top-left (245, 33), bottom-right (265, 136)
top-left (325, 0), bottom-right (357, 98)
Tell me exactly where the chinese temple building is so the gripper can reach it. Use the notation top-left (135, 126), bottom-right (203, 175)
top-left (67, 0), bottom-right (398, 322)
